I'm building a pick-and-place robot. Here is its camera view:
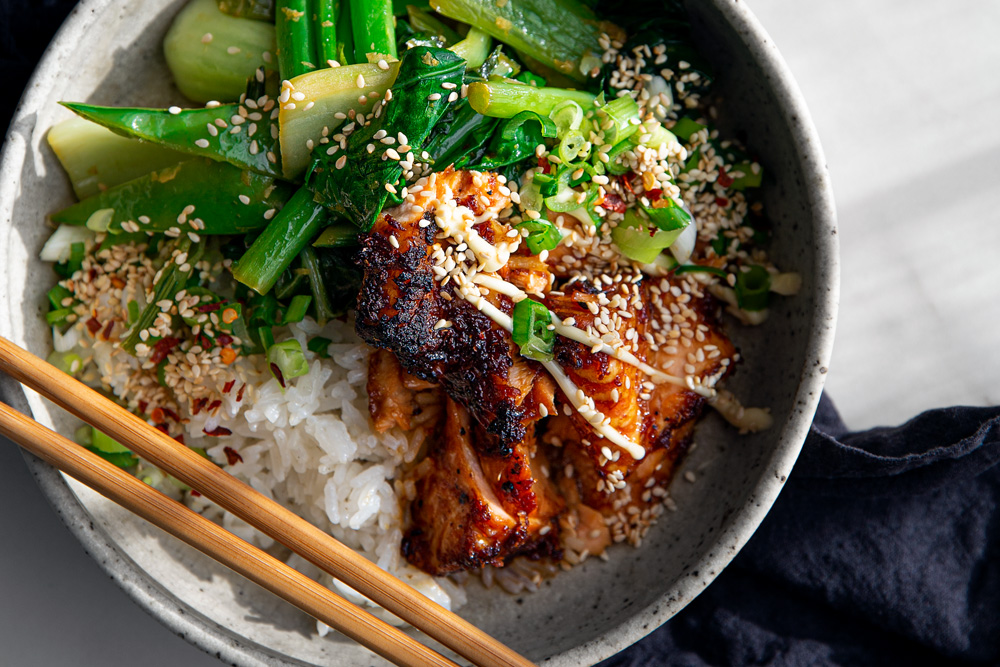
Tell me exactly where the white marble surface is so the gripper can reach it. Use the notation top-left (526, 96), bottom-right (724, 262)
top-left (2, 0), bottom-right (998, 664)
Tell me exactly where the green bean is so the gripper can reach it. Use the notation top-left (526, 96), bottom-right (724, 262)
top-left (276, 0), bottom-right (319, 79)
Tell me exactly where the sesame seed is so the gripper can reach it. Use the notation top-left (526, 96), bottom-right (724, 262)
top-left (194, 138), bottom-right (210, 148)
top-left (335, 155), bottom-right (347, 169)
top-left (356, 74), bottom-right (366, 88)
top-left (168, 106), bottom-right (182, 115)
top-left (238, 194), bottom-right (251, 205)
top-left (227, 46), bottom-right (241, 55)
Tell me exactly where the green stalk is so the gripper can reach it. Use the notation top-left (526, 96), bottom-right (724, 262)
top-left (51, 159), bottom-right (295, 236)
top-left (407, 5), bottom-right (461, 45)
top-left (299, 246), bottom-right (335, 324)
top-left (350, 0), bottom-right (397, 63)
top-left (232, 186), bottom-right (328, 294)
top-left (467, 81), bottom-right (594, 118)
top-left (315, 0), bottom-right (342, 65)
top-left (47, 117), bottom-right (185, 200)
top-left (164, 0), bottom-right (277, 103)
top-left (276, 0), bottom-right (319, 79)
top-left (61, 100), bottom-right (281, 179)
top-left (120, 237), bottom-right (200, 354)
top-left (336, 0), bottom-right (355, 64)
top-left (430, 0), bottom-right (607, 81)
top-left (448, 27), bottom-right (491, 70)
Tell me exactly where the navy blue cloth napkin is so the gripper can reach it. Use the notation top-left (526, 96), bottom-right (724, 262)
top-left (601, 395), bottom-right (1000, 666)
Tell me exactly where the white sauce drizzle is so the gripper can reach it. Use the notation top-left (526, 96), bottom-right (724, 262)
top-left (708, 389), bottom-right (773, 433)
top-left (471, 274), bottom-right (712, 397)
top-left (459, 286), bottom-right (647, 460)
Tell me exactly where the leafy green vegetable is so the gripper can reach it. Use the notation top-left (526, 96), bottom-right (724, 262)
top-left (308, 46), bottom-right (466, 230)
top-left (430, 0), bottom-right (608, 81)
top-left (51, 159), bottom-right (295, 237)
top-left (61, 97), bottom-right (282, 179)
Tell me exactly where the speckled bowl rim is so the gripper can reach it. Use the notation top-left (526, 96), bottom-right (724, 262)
top-left (0, 0), bottom-right (838, 665)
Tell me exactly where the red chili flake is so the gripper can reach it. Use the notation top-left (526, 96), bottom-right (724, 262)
top-left (196, 302), bottom-right (222, 313)
top-left (270, 362), bottom-right (286, 388)
top-left (191, 397), bottom-right (208, 416)
top-left (236, 383), bottom-right (247, 402)
top-left (222, 380), bottom-right (236, 394)
top-left (85, 317), bottom-right (102, 335)
top-left (599, 193), bottom-right (627, 214)
top-left (222, 446), bottom-right (243, 464)
top-left (717, 168), bottom-right (734, 188)
top-left (647, 188), bottom-right (663, 201)
top-left (715, 196), bottom-right (730, 208)
top-left (189, 489), bottom-right (202, 497)
top-left (207, 399), bottom-right (222, 413)
top-left (538, 156), bottom-right (552, 174)
top-left (161, 407), bottom-right (181, 423)
top-left (150, 407), bottom-right (165, 424)
top-left (619, 173), bottom-right (637, 196)
top-left (154, 423), bottom-right (170, 436)
top-left (149, 337), bottom-right (180, 364)
top-left (216, 333), bottom-right (233, 347)
top-left (204, 426), bottom-right (233, 437)
top-left (138, 401), bottom-right (149, 415)
top-left (101, 319), bottom-right (115, 340)
top-left (174, 434), bottom-right (185, 445)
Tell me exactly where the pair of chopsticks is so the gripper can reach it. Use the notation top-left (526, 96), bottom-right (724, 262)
top-left (0, 336), bottom-right (534, 667)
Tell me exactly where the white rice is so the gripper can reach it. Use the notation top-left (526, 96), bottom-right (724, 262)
top-left (148, 316), bottom-right (466, 629)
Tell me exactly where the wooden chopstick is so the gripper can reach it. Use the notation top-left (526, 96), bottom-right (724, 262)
top-left (0, 401), bottom-right (457, 667)
top-left (0, 337), bottom-right (535, 667)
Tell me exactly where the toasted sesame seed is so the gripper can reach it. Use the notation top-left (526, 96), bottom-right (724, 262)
top-left (194, 138), bottom-right (210, 148)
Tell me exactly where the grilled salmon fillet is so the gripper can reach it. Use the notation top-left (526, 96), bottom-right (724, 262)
top-left (356, 168), bottom-right (549, 454)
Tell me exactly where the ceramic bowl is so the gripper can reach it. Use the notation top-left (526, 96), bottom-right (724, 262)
top-left (0, 0), bottom-right (837, 664)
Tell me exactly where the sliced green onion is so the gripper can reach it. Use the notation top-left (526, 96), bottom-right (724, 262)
top-left (734, 265), bottom-right (771, 311)
top-left (642, 198), bottom-right (692, 231)
top-left (604, 138), bottom-right (635, 176)
top-left (47, 351), bottom-right (83, 376)
top-left (47, 285), bottom-right (73, 310)
top-left (45, 307), bottom-right (74, 326)
top-left (611, 209), bottom-right (685, 264)
top-left (549, 100), bottom-right (583, 138)
top-left (557, 132), bottom-right (588, 163)
top-left (268, 338), bottom-right (310, 382)
top-left (500, 110), bottom-right (558, 141)
top-left (126, 299), bottom-right (140, 325)
top-left (674, 264), bottom-right (727, 278)
top-left (282, 294), bottom-right (312, 323)
top-left (89, 427), bottom-right (138, 468)
top-left (597, 95), bottom-right (640, 145)
top-left (517, 218), bottom-right (562, 254)
top-left (307, 336), bottom-right (332, 358)
top-left (511, 298), bottom-right (555, 362)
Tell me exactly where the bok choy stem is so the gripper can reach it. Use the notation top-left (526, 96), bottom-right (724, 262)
top-left (164, 0), bottom-right (276, 103)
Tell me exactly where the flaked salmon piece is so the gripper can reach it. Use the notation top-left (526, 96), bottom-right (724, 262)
top-left (402, 398), bottom-right (561, 575)
top-left (367, 348), bottom-right (442, 433)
